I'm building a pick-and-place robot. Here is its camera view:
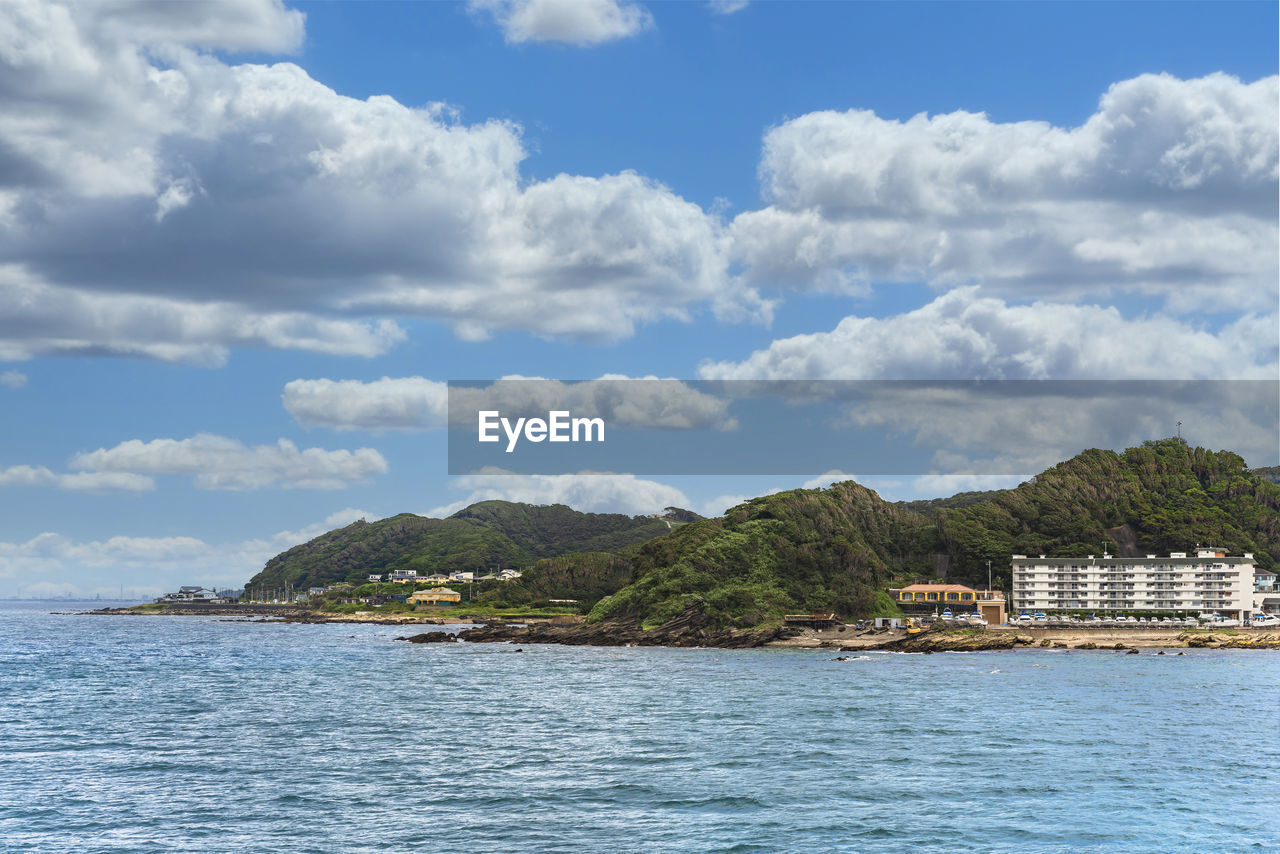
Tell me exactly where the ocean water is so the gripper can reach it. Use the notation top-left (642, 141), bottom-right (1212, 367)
top-left (2, 601), bottom-right (1278, 853)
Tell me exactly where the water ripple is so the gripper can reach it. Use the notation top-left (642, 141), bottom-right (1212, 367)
top-left (2, 602), bottom-right (1279, 853)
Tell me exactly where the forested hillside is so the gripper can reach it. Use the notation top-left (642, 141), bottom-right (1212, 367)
top-left (588, 440), bottom-right (1280, 628)
top-left (248, 440), bottom-right (1280, 626)
top-left (246, 502), bottom-right (674, 590)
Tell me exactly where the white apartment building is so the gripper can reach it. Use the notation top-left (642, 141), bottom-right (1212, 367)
top-left (1010, 548), bottom-right (1255, 619)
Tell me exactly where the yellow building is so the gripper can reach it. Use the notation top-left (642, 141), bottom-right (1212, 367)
top-left (407, 587), bottom-right (462, 606)
top-left (890, 583), bottom-right (1007, 625)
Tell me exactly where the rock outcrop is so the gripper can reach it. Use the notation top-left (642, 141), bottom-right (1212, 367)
top-left (861, 628), bottom-right (1028, 653)
top-left (1181, 631), bottom-right (1280, 649)
top-left (399, 601), bottom-right (800, 649)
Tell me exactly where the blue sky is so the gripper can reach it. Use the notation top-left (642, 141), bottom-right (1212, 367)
top-left (0, 0), bottom-right (1276, 598)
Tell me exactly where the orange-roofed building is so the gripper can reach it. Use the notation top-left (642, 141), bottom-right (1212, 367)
top-left (890, 583), bottom-right (1006, 625)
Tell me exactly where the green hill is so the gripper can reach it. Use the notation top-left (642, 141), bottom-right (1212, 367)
top-left (474, 551), bottom-right (636, 610)
top-left (246, 502), bottom-right (674, 591)
top-left (588, 440), bottom-right (1280, 628)
top-left (248, 440), bottom-right (1280, 624)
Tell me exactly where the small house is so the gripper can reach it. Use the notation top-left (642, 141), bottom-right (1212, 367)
top-left (408, 587), bottom-right (463, 606)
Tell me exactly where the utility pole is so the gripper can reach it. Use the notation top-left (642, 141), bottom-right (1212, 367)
top-left (987, 560), bottom-right (992, 592)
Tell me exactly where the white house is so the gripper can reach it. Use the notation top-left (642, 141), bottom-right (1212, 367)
top-left (155, 586), bottom-right (228, 604)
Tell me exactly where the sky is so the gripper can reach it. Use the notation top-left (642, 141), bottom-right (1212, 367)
top-left (0, 0), bottom-right (1276, 598)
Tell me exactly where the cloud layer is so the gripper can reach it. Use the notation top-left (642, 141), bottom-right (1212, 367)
top-left (0, 0), bottom-right (747, 362)
top-left (0, 507), bottom-right (378, 596)
top-left (469, 0), bottom-right (653, 45)
top-left (69, 434), bottom-right (387, 490)
top-left (283, 377), bottom-right (451, 431)
top-left (700, 287), bottom-right (1278, 381)
top-left (733, 73), bottom-right (1278, 313)
top-left (428, 469), bottom-right (688, 517)
top-left (284, 375), bottom-right (736, 431)
top-left (2, 2), bottom-right (1272, 372)
top-left (0, 465), bottom-right (154, 492)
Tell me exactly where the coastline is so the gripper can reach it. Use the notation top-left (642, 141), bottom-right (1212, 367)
top-left (81, 605), bottom-right (1280, 651)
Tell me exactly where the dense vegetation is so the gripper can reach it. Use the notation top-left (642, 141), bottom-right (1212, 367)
top-left (588, 440), bottom-right (1280, 628)
top-left (589, 480), bottom-right (931, 628)
top-left (934, 442), bottom-right (1280, 585)
top-left (473, 552), bottom-right (635, 611)
top-left (246, 502), bottom-right (674, 591)
top-left (248, 440), bottom-right (1280, 628)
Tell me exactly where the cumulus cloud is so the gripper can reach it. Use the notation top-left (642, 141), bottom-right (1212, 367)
top-left (708, 0), bottom-right (749, 14)
top-left (1, 2), bottom-right (1270, 376)
top-left (0, 464), bottom-right (155, 491)
top-left (0, 267), bottom-right (405, 364)
top-left (427, 469), bottom-right (688, 517)
top-left (69, 434), bottom-right (388, 490)
top-left (699, 287), bottom-right (1278, 380)
top-left (283, 377), bottom-right (450, 431)
top-left (0, 506), bottom-right (380, 595)
top-left (469, 0), bottom-right (653, 45)
top-left (909, 474), bottom-right (1029, 496)
top-left (0, 369), bottom-right (26, 388)
top-left (837, 382), bottom-right (1279, 475)
top-left (0, 0), bottom-right (746, 362)
top-left (731, 73), bottom-right (1278, 313)
top-left (83, 0), bottom-right (306, 54)
top-left (284, 375), bottom-right (737, 432)
top-left (451, 375), bottom-right (736, 429)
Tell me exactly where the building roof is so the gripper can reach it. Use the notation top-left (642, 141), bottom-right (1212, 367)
top-left (897, 583), bottom-right (978, 593)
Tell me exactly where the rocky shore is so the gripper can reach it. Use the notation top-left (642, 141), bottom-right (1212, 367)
top-left (399, 602), bottom-right (801, 649)
top-left (85, 604), bottom-right (1280, 652)
top-left (401, 616), bottom-right (1280, 653)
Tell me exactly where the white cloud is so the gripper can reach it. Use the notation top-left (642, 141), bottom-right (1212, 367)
top-left (909, 474), bottom-right (1028, 496)
top-left (0, 267), bottom-right (405, 364)
top-left (0, 369), bottom-right (26, 388)
top-left (0, 464), bottom-right (154, 491)
top-left (699, 287), bottom-right (1278, 380)
top-left (0, 3), bottom-right (1270, 374)
top-left (284, 375), bottom-right (738, 432)
top-left (0, 0), bottom-right (746, 360)
top-left (85, 0), bottom-right (306, 54)
top-left (835, 384), bottom-right (1278, 475)
top-left (69, 433), bottom-right (388, 490)
top-left (731, 73), bottom-right (1278, 313)
top-left (428, 469), bottom-right (688, 517)
top-left (0, 506), bottom-right (382, 595)
top-left (708, 0), bottom-right (749, 14)
top-left (283, 377), bottom-right (450, 431)
top-left (451, 375), bottom-right (736, 429)
top-left (469, 0), bottom-right (653, 45)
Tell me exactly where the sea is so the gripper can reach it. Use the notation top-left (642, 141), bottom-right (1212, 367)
top-left (2, 600), bottom-right (1278, 853)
